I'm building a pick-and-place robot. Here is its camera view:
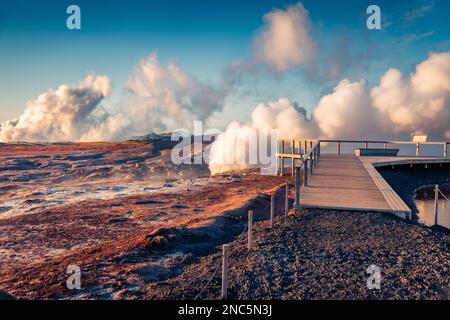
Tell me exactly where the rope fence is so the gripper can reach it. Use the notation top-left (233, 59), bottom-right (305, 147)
top-left (434, 185), bottom-right (449, 227)
top-left (191, 139), bottom-right (319, 300)
top-left (438, 188), bottom-right (450, 202)
top-left (189, 179), bottom-right (293, 300)
top-left (194, 258), bottom-right (221, 300)
top-left (190, 139), bottom-right (448, 300)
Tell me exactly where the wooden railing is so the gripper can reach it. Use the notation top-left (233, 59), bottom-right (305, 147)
top-left (276, 138), bottom-right (449, 209)
top-left (278, 139), bottom-right (449, 159)
top-left (319, 139), bottom-right (449, 157)
top-left (276, 139), bottom-right (320, 175)
top-left (276, 139), bottom-right (321, 209)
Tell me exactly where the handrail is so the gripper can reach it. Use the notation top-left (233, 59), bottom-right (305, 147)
top-left (278, 138), bottom-right (448, 212)
top-left (276, 139), bottom-right (320, 179)
top-left (276, 141), bottom-right (319, 168)
top-left (317, 139), bottom-right (449, 145)
top-left (278, 138), bottom-right (449, 158)
top-left (438, 189), bottom-right (450, 202)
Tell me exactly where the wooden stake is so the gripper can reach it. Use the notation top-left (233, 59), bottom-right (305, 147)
top-left (285, 181), bottom-right (289, 217)
top-left (270, 194), bottom-right (275, 227)
top-left (295, 166), bottom-right (301, 209)
top-left (304, 159), bottom-right (308, 186)
top-left (434, 185), bottom-right (439, 226)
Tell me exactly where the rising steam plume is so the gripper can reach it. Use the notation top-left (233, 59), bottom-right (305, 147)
top-left (1, 3), bottom-right (449, 158)
top-left (0, 53), bottom-right (230, 142)
top-left (208, 52), bottom-right (450, 174)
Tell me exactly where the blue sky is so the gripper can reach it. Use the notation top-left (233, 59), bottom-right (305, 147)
top-left (0, 0), bottom-right (449, 124)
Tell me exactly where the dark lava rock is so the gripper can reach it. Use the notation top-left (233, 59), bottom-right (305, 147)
top-left (135, 200), bottom-right (165, 205)
top-left (0, 290), bottom-right (16, 300)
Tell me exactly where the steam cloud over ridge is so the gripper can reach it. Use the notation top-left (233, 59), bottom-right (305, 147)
top-left (1, 2), bottom-right (449, 148)
top-left (1, 52), bottom-right (449, 145)
top-left (0, 74), bottom-right (111, 142)
top-left (208, 52), bottom-right (450, 174)
top-left (125, 53), bottom-right (231, 134)
top-left (0, 53), bottom-right (230, 142)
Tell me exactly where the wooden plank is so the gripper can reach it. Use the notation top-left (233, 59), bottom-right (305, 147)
top-left (298, 155), bottom-right (411, 218)
top-left (287, 152), bottom-right (450, 219)
top-left (359, 158), bottom-right (411, 219)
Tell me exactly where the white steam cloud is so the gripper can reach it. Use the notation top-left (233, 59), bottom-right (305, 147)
top-left (208, 98), bottom-right (317, 174)
top-left (1, 0), bottom-right (449, 155)
top-left (0, 74), bottom-right (111, 142)
top-left (209, 52), bottom-right (450, 174)
top-left (313, 79), bottom-right (377, 139)
top-left (0, 52), bottom-right (230, 142)
top-left (253, 3), bottom-right (316, 72)
top-left (125, 53), bottom-right (230, 133)
top-left (371, 51), bottom-right (450, 135)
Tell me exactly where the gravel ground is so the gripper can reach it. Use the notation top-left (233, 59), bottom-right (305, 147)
top-left (146, 209), bottom-right (449, 300)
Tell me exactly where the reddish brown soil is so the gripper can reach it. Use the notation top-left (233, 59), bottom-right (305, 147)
top-left (0, 141), bottom-right (145, 157)
top-left (0, 141), bottom-right (285, 299)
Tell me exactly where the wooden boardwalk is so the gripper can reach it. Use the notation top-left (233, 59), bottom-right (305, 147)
top-left (298, 154), bottom-right (412, 219)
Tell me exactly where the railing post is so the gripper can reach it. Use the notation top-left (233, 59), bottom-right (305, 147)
top-left (276, 141), bottom-right (279, 175)
top-left (365, 141), bottom-right (368, 149)
top-left (270, 194), bottom-right (275, 227)
top-left (444, 143), bottom-right (447, 158)
top-left (337, 141), bottom-right (341, 155)
top-left (310, 156), bottom-right (313, 175)
top-left (291, 158), bottom-right (295, 176)
top-left (291, 140), bottom-right (295, 175)
top-left (295, 166), bottom-right (301, 209)
top-left (314, 148), bottom-right (317, 166)
top-left (304, 158), bottom-right (308, 186)
top-left (280, 140), bottom-right (285, 176)
top-left (222, 244), bottom-right (229, 300)
top-left (304, 140), bottom-right (308, 155)
top-left (416, 143), bottom-right (420, 157)
top-left (312, 149), bottom-right (316, 168)
top-left (434, 185), bottom-right (439, 226)
top-left (280, 157), bottom-right (284, 176)
top-left (285, 181), bottom-right (289, 217)
top-left (384, 142), bottom-right (387, 149)
top-left (248, 211), bottom-right (253, 251)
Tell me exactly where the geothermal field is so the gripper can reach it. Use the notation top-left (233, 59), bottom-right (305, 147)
top-left (0, 135), bottom-right (448, 300)
top-left (0, 136), bottom-right (287, 299)
top-left (1, 1), bottom-right (450, 302)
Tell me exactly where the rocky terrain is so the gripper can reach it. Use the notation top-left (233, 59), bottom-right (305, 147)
top-left (147, 209), bottom-right (449, 300)
top-left (0, 140), bottom-right (448, 300)
top-left (0, 139), bottom-right (287, 299)
top-left (0, 138), bottom-right (209, 219)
